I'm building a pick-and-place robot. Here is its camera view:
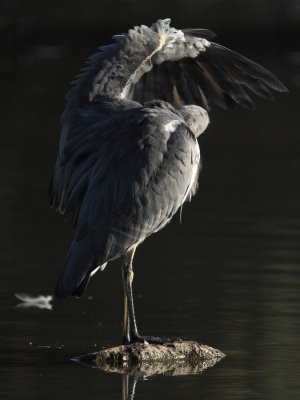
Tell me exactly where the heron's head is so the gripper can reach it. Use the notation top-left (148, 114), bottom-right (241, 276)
top-left (180, 105), bottom-right (209, 138)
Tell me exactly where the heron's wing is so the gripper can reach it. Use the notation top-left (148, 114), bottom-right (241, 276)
top-left (49, 103), bottom-right (127, 221)
top-left (131, 40), bottom-right (288, 110)
top-left (75, 107), bottom-right (196, 246)
top-left (53, 104), bottom-right (199, 297)
top-left (64, 19), bottom-right (287, 113)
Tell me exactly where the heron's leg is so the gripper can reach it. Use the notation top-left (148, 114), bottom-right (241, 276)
top-left (122, 247), bottom-right (139, 344)
top-left (121, 263), bottom-right (130, 344)
top-left (122, 247), bottom-right (172, 345)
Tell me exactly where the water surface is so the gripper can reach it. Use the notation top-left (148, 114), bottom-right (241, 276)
top-left (0, 33), bottom-right (299, 400)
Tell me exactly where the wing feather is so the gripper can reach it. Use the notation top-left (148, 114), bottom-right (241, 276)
top-left (131, 31), bottom-right (288, 110)
top-left (52, 103), bottom-right (198, 297)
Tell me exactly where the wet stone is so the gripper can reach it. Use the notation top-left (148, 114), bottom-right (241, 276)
top-left (75, 340), bottom-right (225, 376)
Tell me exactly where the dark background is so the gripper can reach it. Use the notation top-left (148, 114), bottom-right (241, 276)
top-left (0, 1), bottom-right (299, 399)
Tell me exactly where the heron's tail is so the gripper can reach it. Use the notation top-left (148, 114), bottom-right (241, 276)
top-left (55, 238), bottom-right (106, 298)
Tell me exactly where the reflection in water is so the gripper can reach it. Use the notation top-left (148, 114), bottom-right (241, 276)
top-left (14, 293), bottom-right (53, 310)
top-left (122, 374), bottom-right (138, 400)
top-left (122, 375), bottom-right (137, 400)
top-left (75, 344), bottom-right (224, 400)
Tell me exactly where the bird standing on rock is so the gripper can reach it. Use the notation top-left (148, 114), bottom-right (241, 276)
top-left (50, 19), bottom-right (287, 344)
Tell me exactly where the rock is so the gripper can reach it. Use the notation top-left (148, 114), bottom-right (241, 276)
top-left (74, 340), bottom-right (225, 376)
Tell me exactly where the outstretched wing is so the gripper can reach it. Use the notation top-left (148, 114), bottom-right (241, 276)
top-left (129, 32), bottom-right (288, 110)
top-left (63, 19), bottom-right (287, 113)
top-left (53, 103), bottom-right (199, 297)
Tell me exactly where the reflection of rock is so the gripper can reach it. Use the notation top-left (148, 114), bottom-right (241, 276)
top-left (75, 340), bottom-right (225, 377)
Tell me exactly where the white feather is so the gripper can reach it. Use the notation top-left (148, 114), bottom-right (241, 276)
top-left (164, 120), bottom-right (181, 133)
top-left (15, 293), bottom-right (53, 310)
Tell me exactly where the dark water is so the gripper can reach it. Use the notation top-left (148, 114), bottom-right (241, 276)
top-left (1, 31), bottom-right (300, 399)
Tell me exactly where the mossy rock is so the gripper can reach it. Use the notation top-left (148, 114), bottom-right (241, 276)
top-left (75, 340), bottom-right (225, 376)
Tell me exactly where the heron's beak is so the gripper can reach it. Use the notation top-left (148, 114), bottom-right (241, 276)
top-left (172, 85), bottom-right (182, 110)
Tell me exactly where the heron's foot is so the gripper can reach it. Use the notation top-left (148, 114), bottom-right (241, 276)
top-left (124, 335), bottom-right (179, 345)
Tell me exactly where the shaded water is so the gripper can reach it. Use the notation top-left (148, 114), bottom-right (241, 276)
top-left (0, 30), bottom-right (300, 400)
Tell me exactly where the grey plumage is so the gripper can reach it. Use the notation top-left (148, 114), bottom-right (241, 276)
top-left (50, 18), bottom-right (287, 299)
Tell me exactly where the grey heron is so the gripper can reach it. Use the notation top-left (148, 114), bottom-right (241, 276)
top-left (50, 19), bottom-right (287, 344)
